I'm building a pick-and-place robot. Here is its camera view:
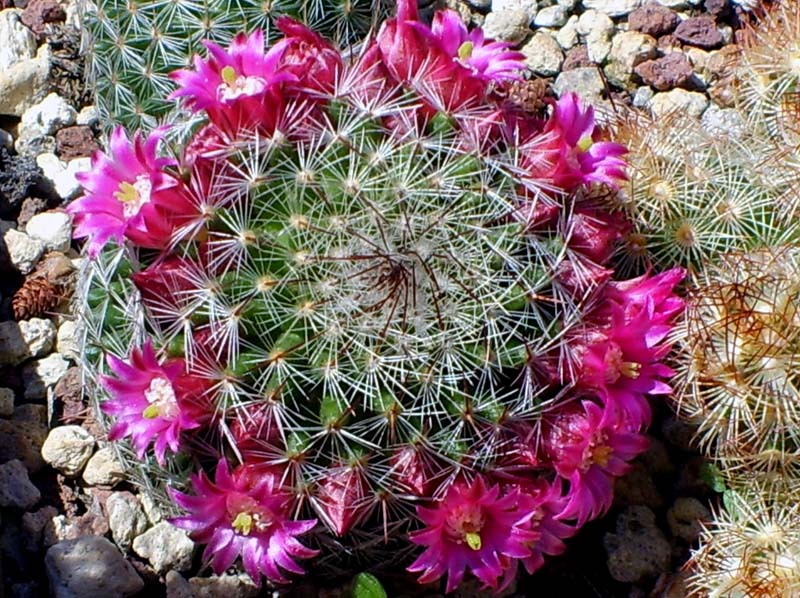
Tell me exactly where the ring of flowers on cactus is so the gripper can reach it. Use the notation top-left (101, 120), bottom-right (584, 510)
top-left (72, 0), bottom-right (684, 591)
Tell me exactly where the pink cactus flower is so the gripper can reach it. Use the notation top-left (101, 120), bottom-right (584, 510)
top-left (68, 127), bottom-right (195, 256)
top-left (528, 93), bottom-right (628, 191)
top-left (170, 30), bottom-right (296, 134)
top-left (410, 9), bottom-right (525, 84)
top-left (376, 0), bottom-right (491, 115)
top-left (408, 476), bottom-right (538, 592)
top-left (603, 267), bottom-right (686, 323)
top-left (276, 17), bottom-right (343, 95)
top-left (518, 480), bottom-right (576, 575)
top-left (99, 341), bottom-right (207, 465)
top-left (170, 459), bottom-right (318, 585)
top-left (576, 268), bottom-right (686, 429)
top-left (543, 400), bottom-right (649, 525)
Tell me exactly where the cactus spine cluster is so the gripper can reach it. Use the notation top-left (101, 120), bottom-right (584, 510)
top-left (82, 0), bottom-right (390, 132)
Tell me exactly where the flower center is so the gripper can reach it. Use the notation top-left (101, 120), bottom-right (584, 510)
top-left (218, 65), bottom-right (267, 102)
top-left (457, 41), bottom-right (474, 61)
top-left (228, 495), bottom-right (274, 536)
top-left (603, 343), bottom-right (641, 384)
top-left (114, 175), bottom-right (152, 219)
top-left (591, 444), bottom-right (613, 467)
top-left (232, 512), bottom-right (254, 535)
top-left (142, 376), bottom-right (178, 419)
top-left (576, 134), bottom-right (594, 152)
top-left (445, 504), bottom-right (485, 551)
top-left (581, 432), bottom-right (612, 471)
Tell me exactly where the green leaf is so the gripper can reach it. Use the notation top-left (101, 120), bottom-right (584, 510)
top-left (698, 462), bottom-right (726, 493)
top-left (722, 488), bottom-right (740, 518)
top-left (351, 572), bottom-right (387, 598)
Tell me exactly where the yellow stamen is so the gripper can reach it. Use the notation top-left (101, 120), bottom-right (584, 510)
top-left (232, 512), bottom-right (254, 536)
top-left (142, 404), bottom-right (161, 419)
top-left (457, 41), bottom-right (474, 61)
top-left (620, 361), bottom-right (641, 379)
top-left (221, 65), bottom-right (238, 87)
top-left (592, 445), bottom-right (613, 467)
top-left (114, 181), bottom-right (139, 203)
top-left (465, 531), bottom-right (482, 551)
top-left (577, 135), bottom-right (593, 152)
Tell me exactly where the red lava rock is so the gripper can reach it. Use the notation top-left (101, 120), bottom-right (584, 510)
top-left (21, 0), bottom-right (66, 41)
top-left (17, 196), bottom-right (49, 228)
top-left (22, 505), bottom-right (59, 551)
top-left (53, 366), bottom-right (83, 424)
top-left (562, 45), bottom-right (592, 71)
top-left (628, 4), bottom-right (679, 37)
top-left (704, 0), bottom-right (730, 18)
top-left (657, 34), bottom-right (682, 53)
top-left (706, 44), bottom-right (739, 79)
top-left (56, 126), bottom-right (100, 161)
top-left (674, 16), bottom-right (724, 49)
top-left (635, 53), bottom-right (694, 91)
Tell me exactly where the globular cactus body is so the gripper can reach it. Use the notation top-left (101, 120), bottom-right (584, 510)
top-left (72, 1), bottom-right (683, 591)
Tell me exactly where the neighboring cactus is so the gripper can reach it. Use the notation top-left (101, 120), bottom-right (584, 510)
top-left (603, 1), bottom-right (800, 594)
top-left (607, 109), bottom-right (800, 278)
top-left (677, 247), bottom-right (800, 478)
top-left (81, 0), bottom-right (392, 132)
top-left (71, 1), bottom-right (684, 591)
top-left (688, 480), bottom-right (800, 598)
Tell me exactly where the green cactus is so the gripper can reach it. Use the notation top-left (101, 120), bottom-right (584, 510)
top-left (607, 109), bottom-right (800, 279)
top-left (70, 5), bottom-right (684, 588)
top-left (75, 96), bottom-right (590, 568)
top-left (81, 0), bottom-right (392, 132)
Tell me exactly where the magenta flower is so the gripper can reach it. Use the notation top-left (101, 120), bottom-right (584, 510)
top-left (603, 267), bottom-right (686, 323)
top-left (376, 0), bottom-right (488, 116)
top-left (408, 476), bottom-right (538, 592)
top-left (275, 17), bottom-right (343, 95)
top-left (170, 459), bottom-right (318, 585)
top-left (535, 93), bottom-right (628, 191)
top-left (410, 9), bottom-right (525, 84)
top-left (99, 341), bottom-right (206, 465)
top-left (543, 400), bottom-right (649, 525)
top-left (170, 30), bottom-right (296, 134)
top-left (576, 269), bottom-right (686, 429)
top-left (516, 479), bottom-right (576, 575)
top-left (68, 127), bottom-right (194, 256)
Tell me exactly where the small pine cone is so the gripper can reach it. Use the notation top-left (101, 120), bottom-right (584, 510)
top-left (12, 276), bottom-right (62, 321)
top-left (506, 78), bottom-right (552, 116)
